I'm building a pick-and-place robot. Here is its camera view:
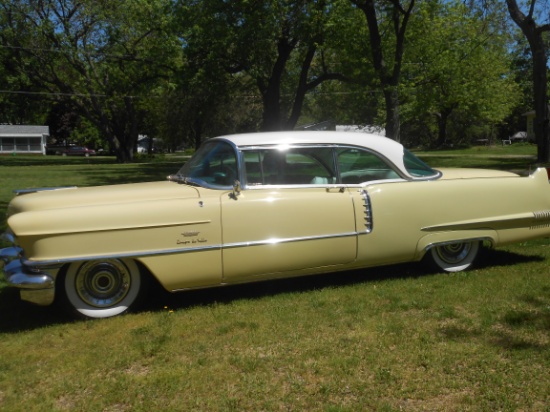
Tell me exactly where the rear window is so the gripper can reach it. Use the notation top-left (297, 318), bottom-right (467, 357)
top-left (403, 149), bottom-right (439, 178)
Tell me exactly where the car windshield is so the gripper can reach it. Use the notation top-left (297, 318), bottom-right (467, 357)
top-left (403, 149), bottom-right (439, 178)
top-left (174, 141), bottom-right (237, 187)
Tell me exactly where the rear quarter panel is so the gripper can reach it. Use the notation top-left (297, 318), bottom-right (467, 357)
top-left (355, 168), bottom-right (550, 265)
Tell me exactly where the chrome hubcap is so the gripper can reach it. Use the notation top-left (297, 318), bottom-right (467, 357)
top-left (75, 260), bottom-right (131, 308)
top-left (435, 243), bottom-right (471, 264)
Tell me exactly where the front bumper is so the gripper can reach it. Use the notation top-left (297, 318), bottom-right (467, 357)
top-left (1, 246), bottom-right (58, 306)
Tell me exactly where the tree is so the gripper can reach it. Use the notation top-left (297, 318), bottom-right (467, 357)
top-left (403, 0), bottom-right (520, 147)
top-left (0, 0), bottom-right (180, 162)
top-left (350, 0), bottom-right (415, 142)
top-left (297, 0), bottom-right (381, 129)
top-left (178, 0), bottom-right (347, 134)
top-left (0, 4), bottom-right (49, 124)
top-left (506, 0), bottom-right (550, 163)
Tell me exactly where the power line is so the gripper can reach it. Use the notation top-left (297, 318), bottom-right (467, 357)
top-left (0, 90), bottom-right (107, 98)
top-left (0, 44), bottom-right (135, 59)
top-left (0, 90), bottom-right (144, 99)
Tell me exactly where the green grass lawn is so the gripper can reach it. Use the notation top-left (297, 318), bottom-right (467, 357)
top-left (0, 147), bottom-right (548, 411)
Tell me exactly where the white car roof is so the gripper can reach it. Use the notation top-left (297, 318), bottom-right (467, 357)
top-left (213, 131), bottom-right (409, 176)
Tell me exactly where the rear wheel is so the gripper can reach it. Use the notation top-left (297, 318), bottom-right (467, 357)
top-left (428, 241), bottom-right (480, 272)
top-left (63, 258), bottom-right (143, 319)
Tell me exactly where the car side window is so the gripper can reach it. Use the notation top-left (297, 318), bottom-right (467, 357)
top-left (244, 148), bottom-right (335, 185)
top-left (337, 148), bottom-right (400, 184)
top-left (180, 141), bottom-right (237, 186)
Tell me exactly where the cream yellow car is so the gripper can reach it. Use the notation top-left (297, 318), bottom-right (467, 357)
top-left (2, 131), bottom-right (550, 319)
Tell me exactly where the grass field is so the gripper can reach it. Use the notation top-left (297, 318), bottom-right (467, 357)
top-left (0, 146), bottom-right (548, 411)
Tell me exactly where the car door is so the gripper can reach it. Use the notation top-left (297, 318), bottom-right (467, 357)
top-left (221, 147), bottom-right (357, 282)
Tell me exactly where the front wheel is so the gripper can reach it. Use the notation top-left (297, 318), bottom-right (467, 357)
top-left (62, 258), bottom-right (143, 319)
top-left (428, 241), bottom-right (480, 272)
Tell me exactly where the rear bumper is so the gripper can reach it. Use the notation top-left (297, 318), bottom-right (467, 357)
top-left (1, 247), bottom-right (57, 306)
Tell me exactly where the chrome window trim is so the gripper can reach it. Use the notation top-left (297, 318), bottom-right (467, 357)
top-left (172, 139), bottom-right (242, 191)
top-left (243, 183), bottom-right (349, 191)
top-left (176, 141), bottom-right (439, 191)
top-left (237, 143), bottom-right (438, 189)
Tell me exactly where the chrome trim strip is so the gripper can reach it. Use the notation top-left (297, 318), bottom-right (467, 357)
top-left (223, 232), bottom-right (357, 249)
top-left (23, 231), bottom-right (360, 267)
top-left (361, 190), bottom-right (373, 233)
top-left (23, 244), bottom-right (224, 267)
top-left (173, 176), bottom-right (233, 191)
top-left (244, 183), bottom-right (349, 190)
top-left (25, 220), bottom-right (213, 238)
top-left (14, 186), bottom-right (77, 195)
top-left (239, 144), bottom-right (340, 150)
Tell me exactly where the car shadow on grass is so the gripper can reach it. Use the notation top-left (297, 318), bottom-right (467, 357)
top-left (0, 286), bottom-right (73, 332)
top-left (141, 246), bottom-right (544, 315)
top-left (142, 260), bottom-right (427, 315)
top-left (0, 247), bottom-right (544, 333)
top-left (474, 246), bottom-right (546, 270)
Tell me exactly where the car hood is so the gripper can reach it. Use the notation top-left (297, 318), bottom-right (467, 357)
top-left (436, 168), bottom-right (518, 180)
top-left (7, 182), bottom-right (204, 238)
top-left (7, 181), bottom-right (200, 216)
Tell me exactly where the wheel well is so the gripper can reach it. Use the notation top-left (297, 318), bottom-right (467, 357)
top-left (425, 238), bottom-right (492, 252)
top-left (54, 263), bottom-right (69, 304)
top-left (417, 235), bottom-right (495, 261)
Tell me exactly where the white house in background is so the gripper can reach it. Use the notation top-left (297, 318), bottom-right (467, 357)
top-left (137, 135), bottom-right (152, 153)
top-left (0, 125), bottom-right (49, 155)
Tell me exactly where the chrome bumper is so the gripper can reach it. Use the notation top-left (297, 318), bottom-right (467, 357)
top-left (1, 246), bottom-right (57, 306)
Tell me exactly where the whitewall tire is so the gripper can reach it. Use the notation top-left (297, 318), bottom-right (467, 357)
top-left (429, 241), bottom-right (480, 272)
top-left (63, 258), bottom-right (143, 319)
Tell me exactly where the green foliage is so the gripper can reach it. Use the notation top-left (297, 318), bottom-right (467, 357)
top-left (402, 0), bottom-right (521, 146)
top-left (0, 0), bottom-right (541, 155)
top-left (0, 0), bottom-right (181, 161)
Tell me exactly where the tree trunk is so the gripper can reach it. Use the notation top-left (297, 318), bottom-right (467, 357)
top-left (352, 0), bottom-right (415, 143)
top-left (383, 88), bottom-right (401, 141)
top-left (506, 0), bottom-right (550, 163)
top-left (434, 107), bottom-right (453, 147)
top-left (259, 35), bottom-right (296, 131)
top-left (532, 40), bottom-right (549, 163)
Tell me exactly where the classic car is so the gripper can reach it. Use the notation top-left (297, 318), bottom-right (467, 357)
top-left (2, 131), bottom-right (550, 319)
top-left (62, 146), bottom-right (96, 156)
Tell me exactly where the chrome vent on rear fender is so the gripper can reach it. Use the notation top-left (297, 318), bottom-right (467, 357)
top-left (361, 190), bottom-right (373, 233)
top-left (531, 210), bottom-right (550, 230)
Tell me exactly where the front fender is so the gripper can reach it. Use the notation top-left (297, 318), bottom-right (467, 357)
top-left (8, 197), bottom-right (221, 263)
